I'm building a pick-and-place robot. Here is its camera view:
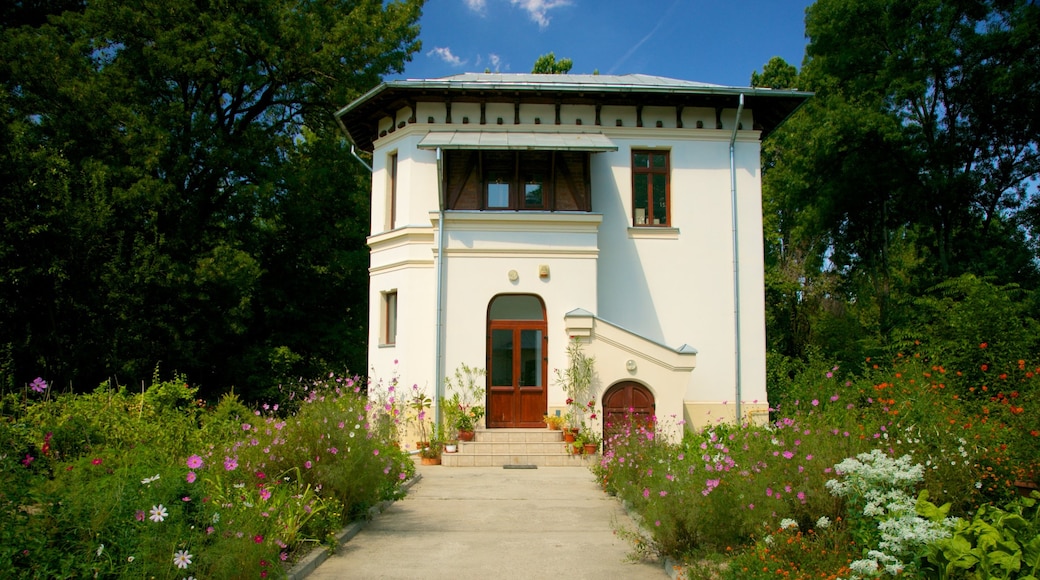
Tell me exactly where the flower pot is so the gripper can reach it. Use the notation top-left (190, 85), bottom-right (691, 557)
top-left (444, 444), bottom-right (458, 454)
top-left (458, 430), bottom-right (475, 442)
top-left (420, 456), bottom-right (441, 465)
top-left (583, 443), bottom-right (598, 455)
top-left (571, 444), bottom-right (582, 455)
top-left (563, 433), bottom-right (576, 443)
top-left (1014, 480), bottom-right (1039, 497)
top-left (416, 441), bottom-right (429, 450)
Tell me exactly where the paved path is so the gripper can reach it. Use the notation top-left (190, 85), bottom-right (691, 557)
top-left (307, 464), bottom-right (667, 579)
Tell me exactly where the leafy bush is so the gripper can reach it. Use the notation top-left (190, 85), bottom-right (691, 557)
top-left (0, 370), bottom-right (411, 578)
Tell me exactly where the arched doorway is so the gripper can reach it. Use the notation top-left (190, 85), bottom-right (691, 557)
top-left (486, 294), bottom-right (547, 428)
top-left (602, 381), bottom-right (656, 446)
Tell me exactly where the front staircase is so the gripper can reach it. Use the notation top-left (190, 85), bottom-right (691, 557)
top-left (440, 428), bottom-right (598, 467)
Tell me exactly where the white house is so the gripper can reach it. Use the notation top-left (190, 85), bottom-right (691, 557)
top-left (335, 73), bottom-right (809, 444)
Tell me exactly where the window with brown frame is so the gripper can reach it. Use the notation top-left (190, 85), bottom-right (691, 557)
top-left (632, 150), bottom-right (670, 226)
top-left (442, 150), bottom-right (591, 212)
top-left (382, 290), bottom-right (397, 346)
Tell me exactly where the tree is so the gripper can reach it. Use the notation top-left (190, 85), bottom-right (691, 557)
top-left (531, 52), bottom-right (572, 74)
top-left (758, 1), bottom-right (1040, 368)
top-left (0, 0), bottom-right (423, 398)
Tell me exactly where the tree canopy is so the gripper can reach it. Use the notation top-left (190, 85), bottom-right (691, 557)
top-left (1, 0), bottom-right (423, 398)
top-left (758, 0), bottom-right (1040, 372)
top-left (531, 52), bottom-right (573, 74)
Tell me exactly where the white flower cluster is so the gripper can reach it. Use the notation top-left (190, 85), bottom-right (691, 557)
top-left (825, 449), bottom-right (924, 498)
top-left (828, 449), bottom-right (958, 579)
top-left (780, 518), bottom-right (799, 530)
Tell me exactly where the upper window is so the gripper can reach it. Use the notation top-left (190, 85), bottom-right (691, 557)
top-left (632, 150), bottom-right (669, 226)
top-left (442, 150), bottom-right (591, 212)
top-left (386, 152), bottom-right (398, 231)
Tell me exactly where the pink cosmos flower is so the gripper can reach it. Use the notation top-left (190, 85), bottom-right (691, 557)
top-left (186, 472), bottom-right (196, 483)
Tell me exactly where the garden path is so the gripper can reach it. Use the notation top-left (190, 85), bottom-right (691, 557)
top-left (305, 463), bottom-right (668, 579)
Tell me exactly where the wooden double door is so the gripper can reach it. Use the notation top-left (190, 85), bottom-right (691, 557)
top-left (486, 295), bottom-right (547, 428)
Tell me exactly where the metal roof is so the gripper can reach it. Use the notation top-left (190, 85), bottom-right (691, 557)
top-left (336, 73), bottom-right (811, 151)
top-left (417, 131), bottom-right (618, 152)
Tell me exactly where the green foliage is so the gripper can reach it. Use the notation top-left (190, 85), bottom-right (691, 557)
top-left (0, 0), bottom-right (423, 400)
top-left (0, 370), bottom-right (412, 578)
top-left (531, 51), bottom-right (573, 74)
top-left (441, 363), bottom-right (486, 437)
top-left (920, 492), bottom-right (1040, 580)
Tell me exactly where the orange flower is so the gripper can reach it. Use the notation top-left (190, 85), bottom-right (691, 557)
top-left (980, 342), bottom-right (988, 349)
top-left (981, 364), bottom-right (989, 371)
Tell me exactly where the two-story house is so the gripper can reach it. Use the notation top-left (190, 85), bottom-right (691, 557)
top-left (335, 73), bottom-right (808, 446)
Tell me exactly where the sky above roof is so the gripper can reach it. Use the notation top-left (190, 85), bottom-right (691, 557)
top-left (390, 0), bottom-right (815, 88)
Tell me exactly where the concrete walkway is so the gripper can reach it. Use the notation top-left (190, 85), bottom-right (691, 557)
top-left (306, 464), bottom-right (667, 579)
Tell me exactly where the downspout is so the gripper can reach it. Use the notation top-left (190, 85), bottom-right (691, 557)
top-left (729, 94), bottom-right (745, 425)
top-left (434, 147), bottom-right (446, 431)
top-left (333, 114), bottom-right (374, 173)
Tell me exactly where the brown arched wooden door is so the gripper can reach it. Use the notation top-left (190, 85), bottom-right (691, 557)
top-left (486, 295), bottom-right (547, 428)
top-left (602, 381), bottom-right (655, 447)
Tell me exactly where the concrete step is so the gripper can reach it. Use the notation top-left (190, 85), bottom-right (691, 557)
top-left (441, 428), bottom-right (599, 467)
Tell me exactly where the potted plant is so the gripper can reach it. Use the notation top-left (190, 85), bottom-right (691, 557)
top-left (420, 435), bottom-right (443, 465)
top-left (442, 364), bottom-right (486, 441)
top-left (543, 414), bottom-right (565, 430)
top-left (407, 385), bottom-right (434, 451)
top-left (582, 428), bottom-right (601, 455)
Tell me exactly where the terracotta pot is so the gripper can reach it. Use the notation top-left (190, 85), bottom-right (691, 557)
top-left (458, 430), bottom-right (475, 442)
top-left (583, 443), bottom-right (598, 455)
top-left (571, 444), bottom-right (582, 455)
top-left (1014, 480), bottom-right (1039, 497)
top-left (416, 441), bottom-right (429, 450)
top-left (563, 433), bottom-right (576, 443)
top-left (420, 456), bottom-right (441, 465)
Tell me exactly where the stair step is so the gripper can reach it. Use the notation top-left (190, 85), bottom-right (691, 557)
top-left (440, 428), bottom-right (598, 467)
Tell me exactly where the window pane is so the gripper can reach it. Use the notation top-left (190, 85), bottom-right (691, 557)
top-left (651, 153), bottom-right (667, 168)
top-left (634, 173), bottom-right (649, 225)
top-left (489, 295), bottom-right (543, 320)
top-left (652, 174), bottom-right (667, 225)
top-left (487, 182), bottom-right (509, 208)
top-left (519, 329), bottom-right (542, 387)
top-left (634, 153), bottom-right (649, 168)
top-left (384, 291), bottom-right (397, 345)
top-left (491, 329), bottom-right (514, 386)
top-left (524, 182), bottom-right (543, 207)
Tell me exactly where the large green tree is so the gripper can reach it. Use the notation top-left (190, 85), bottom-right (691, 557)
top-left (758, 0), bottom-right (1040, 366)
top-left (0, 0), bottom-right (422, 397)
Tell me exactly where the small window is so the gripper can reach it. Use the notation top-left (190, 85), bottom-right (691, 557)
top-left (387, 152), bottom-right (398, 231)
top-left (632, 150), bottom-right (670, 226)
top-left (382, 290), bottom-right (398, 345)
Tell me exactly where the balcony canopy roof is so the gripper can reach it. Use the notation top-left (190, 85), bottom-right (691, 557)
top-left (336, 73), bottom-right (812, 152)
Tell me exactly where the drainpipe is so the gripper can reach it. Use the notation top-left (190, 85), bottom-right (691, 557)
top-left (434, 147), bottom-right (447, 431)
top-left (729, 94), bottom-right (745, 425)
top-left (333, 114), bottom-right (374, 173)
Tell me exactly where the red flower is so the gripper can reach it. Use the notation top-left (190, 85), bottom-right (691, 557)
top-left (980, 342), bottom-right (988, 349)
top-left (92, 458), bottom-right (103, 465)
top-left (254, 534), bottom-right (264, 544)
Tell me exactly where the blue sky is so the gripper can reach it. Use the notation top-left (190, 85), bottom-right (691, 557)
top-left (391, 0), bottom-right (815, 87)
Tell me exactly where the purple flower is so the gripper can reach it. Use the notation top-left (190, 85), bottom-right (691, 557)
top-left (782, 451), bottom-right (794, 459)
top-left (186, 455), bottom-right (204, 469)
top-left (30, 377), bottom-right (48, 393)
top-left (186, 471), bottom-right (197, 483)
top-left (223, 456), bottom-right (238, 471)
top-left (811, 399), bottom-right (819, 407)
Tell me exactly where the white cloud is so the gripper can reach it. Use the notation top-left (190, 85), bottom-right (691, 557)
top-left (427, 47), bottom-right (466, 67)
top-left (463, 0), bottom-right (487, 13)
top-left (488, 54), bottom-right (501, 71)
top-left (510, 0), bottom-right (570, 29)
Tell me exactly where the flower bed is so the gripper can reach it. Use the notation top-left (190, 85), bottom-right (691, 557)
top-left (1, 372), bottom-right (413, 578)
top-left (595, 352), bottom-right (1039, 578)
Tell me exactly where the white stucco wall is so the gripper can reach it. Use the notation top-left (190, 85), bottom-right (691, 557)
top-left (364, 103), bottom-right (769, 427)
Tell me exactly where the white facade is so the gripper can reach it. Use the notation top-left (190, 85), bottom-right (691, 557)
top-left (339, 74), bottom-right (809, 437)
